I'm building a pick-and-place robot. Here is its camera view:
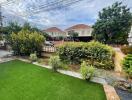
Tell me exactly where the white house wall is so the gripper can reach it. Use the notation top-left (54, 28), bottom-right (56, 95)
top-left (66, 28), bottom-right (93, 37)
top-left (47, 32), bottom-right (66, 37)
top-left (128, 27), bottom-right (132, 45)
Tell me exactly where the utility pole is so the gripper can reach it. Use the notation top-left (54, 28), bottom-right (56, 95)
top-left (0, 5), bottom-right (3, 34)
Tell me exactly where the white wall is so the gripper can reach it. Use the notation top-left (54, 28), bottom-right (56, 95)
top-left (47, 32), bottom-right (66, 37)
top-left (128, 27), bottom-right (132, 45)
top-left (66, 28), bottom-right (93, 37)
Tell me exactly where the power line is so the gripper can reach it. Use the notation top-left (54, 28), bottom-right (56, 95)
top-left (0, 5), bottom-right (2, 33)
top-left (28, 0), bottom-right (87, 15)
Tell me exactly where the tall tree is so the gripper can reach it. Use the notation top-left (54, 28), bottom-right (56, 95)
top-left (93, 2), bottom-right (132, 44)
top-left (6, 22), bottom-right (22, 34)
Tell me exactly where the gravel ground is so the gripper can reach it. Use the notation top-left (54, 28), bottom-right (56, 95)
top-left (115, 88), bottom-right (132, 100)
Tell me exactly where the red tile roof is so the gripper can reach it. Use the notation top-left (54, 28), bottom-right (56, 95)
top-left (44, 27), bottom-right (64, 33)
top-left (65, 24), bottom-right (92, 31)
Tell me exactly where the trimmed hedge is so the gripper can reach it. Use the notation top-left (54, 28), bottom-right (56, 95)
top-left (57, 41), bottom-right (114, 69)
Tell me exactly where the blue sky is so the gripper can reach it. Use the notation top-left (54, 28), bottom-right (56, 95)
top-left (1, 0), bottom-right (132, 29)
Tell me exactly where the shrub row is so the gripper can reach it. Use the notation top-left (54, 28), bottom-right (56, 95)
top-left (57, 41), bottom-right (114, 69)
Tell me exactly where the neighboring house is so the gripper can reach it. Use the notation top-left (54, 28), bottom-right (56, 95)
top-left (65, 24), bottom-right (93, 41)
top-left (128, 26), bottom-right (132, 46)
top-left (43, 27), bottom-right (66, 38)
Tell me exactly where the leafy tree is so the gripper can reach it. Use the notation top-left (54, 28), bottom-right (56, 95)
top-left (22, 22), bottom-right (33, 31)
top-left (0, 35), bottom-right (3, 41)
top-left (6, 22), bottom-right (22, 34)
top-left (10, 29), bottom-right (45, 56)
top-left (69, 31), bottom-right (78, 41)
top-left (93, 2), bottom-right (132, 44)
top-left (42, 32), bottom-right (52, 40)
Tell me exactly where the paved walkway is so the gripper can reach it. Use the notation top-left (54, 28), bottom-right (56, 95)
top-left (0, 50), bottom-right (12, 58)
top-left (114, 48), bottom-right (125, 72)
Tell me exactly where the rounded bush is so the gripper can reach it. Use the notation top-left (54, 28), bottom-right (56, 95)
top-left (80, 61), bottom-right (95, 80)
top-left (49, 56), bottom-right (61, 72)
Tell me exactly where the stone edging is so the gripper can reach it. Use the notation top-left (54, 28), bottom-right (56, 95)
top-left (103, 85), bottom-right (120, 100)
top-left (0, 58), bottom-right (120, 100)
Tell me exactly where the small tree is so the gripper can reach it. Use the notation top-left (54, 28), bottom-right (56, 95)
top-left (93, 2), bottom-right (132, 44)
top-left (10, 29), bottom-right (45, 56)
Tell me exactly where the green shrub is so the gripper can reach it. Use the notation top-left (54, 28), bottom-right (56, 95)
top-left (123, 54), bottom-right (132, 78)
top-left (57, 41), bottom-right (114, 69)
top-left (37, 59), bottom-right (44, 64)
top-left (29, 53), bottom-right (37, 62)
top-left (9, 29), bottom-right (45, 56)
top-left (0, 35), bottom-right (3, 41)
top-left (49, 56), bottom-right (61, 72)
top-left (121, 45), bottom-right (132, 54)
top-left (80, 61), bottom-right (95, 80)
top-left (59, 63), bottom-right (68, 70)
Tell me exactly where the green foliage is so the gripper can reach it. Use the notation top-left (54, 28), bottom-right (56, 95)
top-left (5, 22), bottom-right (22, 34)
top-left (69, 31), bottom-right (79, 41)
top-left (43, 32), bottom-right (52, 40)
top-left (57, 41), bottom-right (114, 69)
top-left (29, 53), bottom-right (38, 62)
top-left (9, 29), bottom-right (45, 55)
top-left (80, 61), bottom-right (95, 80)
top-left (123, 54), bottom-right (132, 78)
top-left (0, 35), bottom-right (3, 41)
top-left (69, 32), bottom-right (78, 38)
top-left (49, 56), bottom-right (61, 72)
top-left (93, 2), bottom-right (132, 44)
top-left (121, 45), bottom-right (132, 55)
top-left (37, 58), bottom-right (44, 64)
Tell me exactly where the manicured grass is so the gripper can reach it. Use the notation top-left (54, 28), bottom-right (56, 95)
top-left (0, 60), bottom-right (106, 100)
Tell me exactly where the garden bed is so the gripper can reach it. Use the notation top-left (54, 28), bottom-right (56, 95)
top-left (0, 60), bottom-right (106, 100)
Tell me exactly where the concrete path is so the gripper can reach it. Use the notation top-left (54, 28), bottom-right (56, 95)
top-left (114, 48), bottom-right (125, 72)
top-left (0, 50), bottom-right (12, 58)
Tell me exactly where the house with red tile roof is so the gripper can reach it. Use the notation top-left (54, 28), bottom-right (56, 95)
top-left (65, 24), bottom-right (93, 41)
top-left (65, 24), bottom-right (93, 37)
top-left (43, 27), bottom-right (66, 38)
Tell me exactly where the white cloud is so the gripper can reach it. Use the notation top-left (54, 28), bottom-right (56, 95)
top-left (1, 0), bottom-right (132, 29)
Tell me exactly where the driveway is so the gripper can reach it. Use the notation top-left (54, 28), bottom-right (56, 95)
top-left (0, 50), bottom-right (12, 58)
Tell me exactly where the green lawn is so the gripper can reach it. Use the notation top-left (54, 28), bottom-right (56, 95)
top-left (0, 60), bottom-right (106, 100)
